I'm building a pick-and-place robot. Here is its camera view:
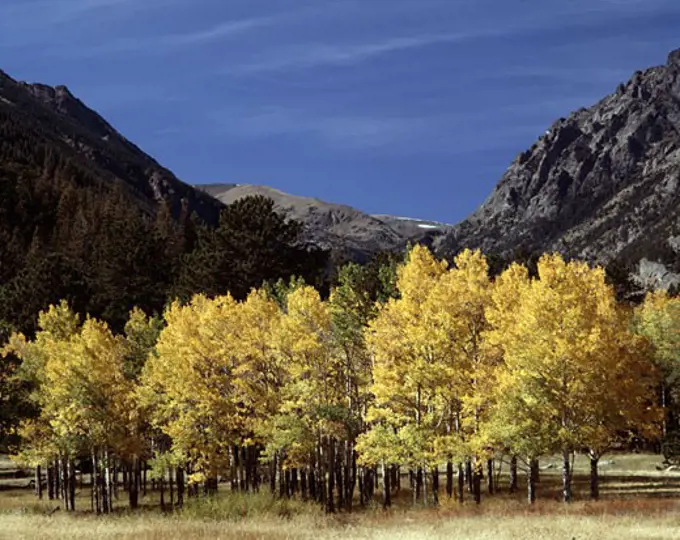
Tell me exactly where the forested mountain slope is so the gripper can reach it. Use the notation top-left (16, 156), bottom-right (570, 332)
top-left (0, 69), bottom-right (222, 221)
top-left (0, 70), bottom-right (326, 334)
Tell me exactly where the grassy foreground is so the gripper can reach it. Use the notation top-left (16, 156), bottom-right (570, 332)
top-left (1, 499), bottom-right (679, 540)
top-left (1, 453), bottom-right (680, 539)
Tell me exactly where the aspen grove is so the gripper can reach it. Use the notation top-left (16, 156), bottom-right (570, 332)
top-left (4, 246), bottom-right (676, 513)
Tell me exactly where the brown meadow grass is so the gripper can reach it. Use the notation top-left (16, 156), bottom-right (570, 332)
top-left (0, 453), bottom-right (679, 539)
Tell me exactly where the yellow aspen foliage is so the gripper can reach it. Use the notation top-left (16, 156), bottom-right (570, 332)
top-left (5, 303), bottom-right (131, 471)
top-left (233, 289), bottom-right (283, 434)
top-left (635, 291), bottom-right (680, 379)
top-left (360, 246), bottom-right (446, 471)
top-left (488, 254), bottom-right (658, 502)
top-left (635, 291), bottom-right (680, 440)
top-left (141, 294), bottom-right (243, 480)
top-left (263, 286), bottom-right (343, 467)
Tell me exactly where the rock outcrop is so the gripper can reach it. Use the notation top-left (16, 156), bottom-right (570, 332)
top-left (437, 49), bottom-right (680, 281)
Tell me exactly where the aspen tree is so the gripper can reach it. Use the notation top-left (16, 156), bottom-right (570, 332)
top-left (142, 295), bottom-right (242, 492)
top-left (273, 286), bottom-right (345, 511)
top-left (488, 255), bottom-right (656, 503)
top-left (361, 246), bottom-right (446, 506)
top-left (425, 249), bottom-right (494, 503)
top-left (635, 292), bottom-right (680, 441)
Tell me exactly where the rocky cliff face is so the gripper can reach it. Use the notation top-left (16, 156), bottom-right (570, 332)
top-left (437, 49), bottom-right (680, 286)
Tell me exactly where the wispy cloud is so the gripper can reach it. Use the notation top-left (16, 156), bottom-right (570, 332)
top-left (0, 0), bottom-right (148, 28)
top-left (208, 103), bottom-right (550, 156)
top-left (65, 17), bottom-right (273, 57)
top-left (224, 107), bottom-right (427, 151)
top-left (229, 32), bottom-right (484, 74)
top-left (220, 0), bottom-right (680, 75)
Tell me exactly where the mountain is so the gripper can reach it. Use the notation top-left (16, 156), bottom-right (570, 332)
top-left (199, 184), bottom-right (452, 262)
top-left (436, 49), bottom-right (680, 289)
top-left (0, 69), bottom-right (223, 223)
top-left (0, 70), bottom-right (326, 333)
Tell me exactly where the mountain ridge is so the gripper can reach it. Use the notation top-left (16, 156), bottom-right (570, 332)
top-left (4, 50), bottom-right (680, 290)
top-left (198, 183), bottom-right (452, 261)
top-left (0, 69), bottom-right (222, 223)
top-left (435, 48), bottom-right (680, 289)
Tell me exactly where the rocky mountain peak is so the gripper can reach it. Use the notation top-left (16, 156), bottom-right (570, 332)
top-left (436, 49), bottom-right (680, 286)
top-left (667, 48), bottom-right (680, 68)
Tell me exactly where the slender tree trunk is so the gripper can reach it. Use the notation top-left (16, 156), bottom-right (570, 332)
top-left (370, 467), bottom-right (377, 499)
top-left (92, 450), bottom-right (100, 514)
top-left (415, 467), bottom-right (423, 505)
top-left (309, 468), bottom-right (317, 501)
top-left (231, 445), bottom-right (238, 492)
top-left (487, 459), bottom-right (494, 495)
top-left (326, 437), bottom-right (335, 513)
top-left (47, 466), bottom-right (55, 500)
top-left (509, 456), bottom-right (518, 494)
top-left (284, 469), bottom-right (291, 498)
top-left (160, 473), bottom-right (165, 512)
top-left (278, 455), bottom-right (286, 499)
top-left (54, 457), bottom-right (61, 501)
top-left (472, 459), bottom-right (482, 505)
top-left (129, 456), bottom-right (139, 510)
top-left (432, 466), bottom-right (439, 505)
top-left (58, 456), bottom-right (65, 505)
top-left (318, 452), bottom-right (326, 506)
top-left (239, 446), bottom-right (246, 492)
top-left (169, 467), bottom-right (175, 508)
top-left (345, 441), bottom-right (354, 511)
top-left (291, 468), bottom-right (299, 497)
top-left (661, 383), bottom-right (668, 440)
top-left (101, 451), bottom-right (110, 514)
top-left (176, 467), bottom-right (185, 508)
top-left (143, 463), bottom-right (147, 497)
top-left (336, 461), bottom-right (344, 510)
top-left (35, 465), bottom-right (43, 500)
top-left (112, 461), bottom-right (118, 501)
top-left (562, 449), bottom-right (572, 503)
top-left (528, 458), bottom-right (538, 505)
top-left (445, 461), bottom-right (453, 498)
top-left (381, 461), bottom-right (391, 509)
top-left (358, 467), bottom-right (365, 506)
top-left (68, 459), bottom-right (76, 512)
top-left (301, 469), bottom-right (308, 500)
top-left (422, 465), bottom-right (428, 506)
top-left (136, 460), bottom-right (143, 503)
top-left (59, 458), bottom-right (67, 510)
top-left (105, 450), bottom-right (113, 512)
top-left (589, 453), bottom-right (599, 501)
top-left (61, 458), bottom-right (69, 511)
top-left (270, 454), bottom-right (277, 495)
top-left (465, 459), bottom-right (473, 493)
top-left (457, 462), bottom-right (464, 503)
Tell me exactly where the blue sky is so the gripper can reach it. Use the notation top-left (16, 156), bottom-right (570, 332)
top-left (2, 0), bottom-right (680, 223)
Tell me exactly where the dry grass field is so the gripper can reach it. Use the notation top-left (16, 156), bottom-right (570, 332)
top-left (0, 453), bottom-right (679, 540)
